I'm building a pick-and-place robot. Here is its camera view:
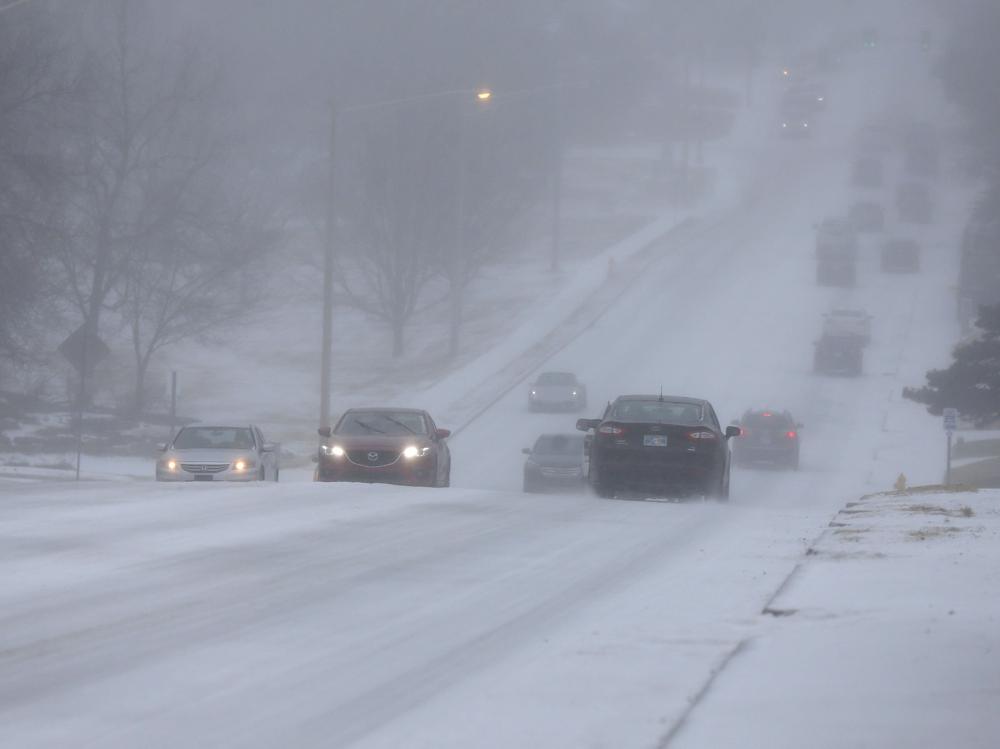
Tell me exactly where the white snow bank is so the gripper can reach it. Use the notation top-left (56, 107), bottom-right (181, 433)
top-left (672, 487), bottom-right (1000, 749)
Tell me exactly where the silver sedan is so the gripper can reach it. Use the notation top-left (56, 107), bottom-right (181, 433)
top-left (156, 425), bottom-right (279, 482)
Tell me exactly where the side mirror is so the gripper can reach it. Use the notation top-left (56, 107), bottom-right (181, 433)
top-left (318, 427), bottom-right (332, 438)
top-left (156, 442), bottom-right (168, 452)
top-left (725, 426), bottom-right (742, 439)
top-left (262, 442), bottom-right (277, 453)
top-left (522, 447), bottom-right (532, 455)
top-left (576, 418), bottom-right (600, 432)
top-left (435, 428), bottom-right (451, 440)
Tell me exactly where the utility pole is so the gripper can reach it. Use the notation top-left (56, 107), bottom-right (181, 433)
top-left (319, 101), bottom-right (337, 430)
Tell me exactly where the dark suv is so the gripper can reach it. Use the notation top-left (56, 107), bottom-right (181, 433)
top-left (577, 395), bottom-right (739, 500)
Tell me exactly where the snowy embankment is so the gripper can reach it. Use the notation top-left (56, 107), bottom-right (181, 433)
top-left (672, 486), bottom-right (1000, 749)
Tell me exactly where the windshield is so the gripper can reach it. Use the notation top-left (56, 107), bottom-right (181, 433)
top-left (173, 427), bottom-right (254, 450)
top-left (536, 372), bottom-right (576, 386)
top-left (533, 435), bottom-right (584, 455)
top-left (337, 411), bottom-right (428, 436)
top-left (609, 400), bottom-right (703, 424)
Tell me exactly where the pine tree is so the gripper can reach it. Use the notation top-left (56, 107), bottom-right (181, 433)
top-left (904, 303), bottom-right (1000, 426)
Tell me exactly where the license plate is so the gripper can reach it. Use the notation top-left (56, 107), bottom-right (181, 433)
top-left (194, 475), bottom-right (214, 482)
top-left (643, 435), bottom-right (668, 447)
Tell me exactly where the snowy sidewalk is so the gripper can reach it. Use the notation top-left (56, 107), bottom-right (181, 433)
top-left (672, 487), bottom-right (1000, 748)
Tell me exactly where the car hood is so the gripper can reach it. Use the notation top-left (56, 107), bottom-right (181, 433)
top-left (327, 435), bottom-right (431, 451)
top-left (531, 384), bottom-right (577, 398)
top-left (163, 448), bottom-right (254, 463)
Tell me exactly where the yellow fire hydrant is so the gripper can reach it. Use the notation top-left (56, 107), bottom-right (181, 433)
top-left (894, 473), bottom-right (907, 492)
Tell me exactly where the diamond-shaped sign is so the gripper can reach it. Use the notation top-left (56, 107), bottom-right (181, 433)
top-left (58, 325), bottom-right (110, 375)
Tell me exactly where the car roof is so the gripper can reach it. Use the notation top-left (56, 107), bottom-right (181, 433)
top-left (535, 432), bottom-right (584, 440)
top-left (614, 394), bottom-right (707, 405)
top-left (342, 407), bottom-right (427, 415)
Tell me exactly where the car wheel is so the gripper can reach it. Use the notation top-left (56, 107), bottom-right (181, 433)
top-left (523, 479), bottom-right (536, 494)
top-left (274, 468), bottom-right (280, 482)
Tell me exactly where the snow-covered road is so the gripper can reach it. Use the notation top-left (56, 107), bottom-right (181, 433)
top-left (0, 32), bottom-right (978, 749)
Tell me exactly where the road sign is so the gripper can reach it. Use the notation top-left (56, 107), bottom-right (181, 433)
top-left (942, 407), bottom-right (958, 433)
top-left (58, 325), bottom-right (110, 375)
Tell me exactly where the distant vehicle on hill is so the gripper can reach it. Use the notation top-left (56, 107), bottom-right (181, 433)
top-left (529, 371), bottom-right (587, 412)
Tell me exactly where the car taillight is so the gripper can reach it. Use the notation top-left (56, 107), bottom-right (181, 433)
top-left (786, 431), bottom-right (798, 439)
top-left (598, 425), bottom-right (626, 436)
top-left (687, 430), bottom-right (717, 441)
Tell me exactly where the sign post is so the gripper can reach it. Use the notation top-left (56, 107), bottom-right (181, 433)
top-left (57, 325), bottom-right (110, 481)
top-left (942, 407), bottom-right (958, 485)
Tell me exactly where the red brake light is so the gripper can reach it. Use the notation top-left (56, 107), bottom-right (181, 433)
top-left (598, 424), bottom-right (626, 436)
top-left (687, 430), bottom-right (717, 441)
top-left (786, 430), bottom-right (797, 439)
top-left (762, 412), bottom-right (772, 417)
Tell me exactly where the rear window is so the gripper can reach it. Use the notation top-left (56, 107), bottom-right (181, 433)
top-left (742, 413), bottom-right (793, 429)
top-left (536, 372), bottom-right (575, 386)
top-left (533, 435), bottom-right (584, 455)
top-left (609, 400), bottom-right (703, 424)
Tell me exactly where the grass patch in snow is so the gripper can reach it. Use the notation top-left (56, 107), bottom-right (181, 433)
top-left (908, 526), bottom-right (964, 541)
top-left (901, 503), bottom-right (975, 518)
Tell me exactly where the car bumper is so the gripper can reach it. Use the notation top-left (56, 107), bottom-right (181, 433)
top-left (316, 460), bottom-right (435, 486)
top-left (156, 468), bottom-right (258, 482)
top-left (736, 446), bottom-right (797, 464)
top-left (594, 453), bottom-right (721, 493)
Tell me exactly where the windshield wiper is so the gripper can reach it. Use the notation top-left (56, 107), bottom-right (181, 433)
top-left (354, 420), bottom-right (386, 434)
top-left (381, 415), bottom-right (417, 434)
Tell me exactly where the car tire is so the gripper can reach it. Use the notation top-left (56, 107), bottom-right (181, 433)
top-left (708, 470), bottom-right (730, 502)
top-left (274, 468), bottom-right (280, 482)
top-left (523, 479), bottom-right (536, 494)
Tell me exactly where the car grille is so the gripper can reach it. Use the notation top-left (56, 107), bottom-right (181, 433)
top-left (347, 450), bottom-right (399, 468)
top-left (181, 463), bottom-right (229, 474)
top-left (540, 467), bottom-right (581, 478)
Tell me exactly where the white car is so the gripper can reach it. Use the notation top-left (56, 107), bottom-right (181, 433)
top-left (528, 372), bottom-right (588, 412)
top-left (156, 424), bottom-right (279, 482)
top-left (822, 309), bottom-right (872, 345)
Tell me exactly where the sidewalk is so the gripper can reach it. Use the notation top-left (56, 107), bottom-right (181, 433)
top-left (672, 486), bottom-right (1000, 748)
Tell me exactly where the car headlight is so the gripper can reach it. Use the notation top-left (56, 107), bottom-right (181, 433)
top-left (233, 459), bottom-right (256, 472)
top-left (571, 390), bottom-right (578, 397)
top-left (402, 445), bottom-right (430, 459)
top-left (165, 459), bottom-right (177, 471)
top-left (322, 444), bottom-right (345, 457)
top-left (530, 390), bottom-right (537, 397)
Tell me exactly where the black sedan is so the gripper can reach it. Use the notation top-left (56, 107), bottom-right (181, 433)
top-left (577, 395), bottom-right (739, 500)
top-left (522, 433), bottom-right (587, 493)
top-left (316, 408), bottom-right (451, 487)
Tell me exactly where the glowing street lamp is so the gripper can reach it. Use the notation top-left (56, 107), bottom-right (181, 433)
top-left (475, 88), bottom-right (493, 102)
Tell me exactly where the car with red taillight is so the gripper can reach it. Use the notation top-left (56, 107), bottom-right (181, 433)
top-left (576, 395), bottom-right (738, 500)
top-left (732, 409), bottom-right (802, 470)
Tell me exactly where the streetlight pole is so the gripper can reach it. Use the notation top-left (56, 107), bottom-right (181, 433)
top-left (550, 83), bottom-right (563, 273)
top-left (319, 101), bottom-right (336, 430)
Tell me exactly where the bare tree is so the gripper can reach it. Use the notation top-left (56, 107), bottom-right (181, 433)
top-left (121, 190), bottom-right (280, 413)
top-left (53, 0), bottom-right (220, 358)
top-left (0, 4), bottom-right (70, 363)
top-left (334, 106), bottom-right (454, 357)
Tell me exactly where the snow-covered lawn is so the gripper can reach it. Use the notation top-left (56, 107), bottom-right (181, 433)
top-left (672, 486), bottom-right (1000, 749)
